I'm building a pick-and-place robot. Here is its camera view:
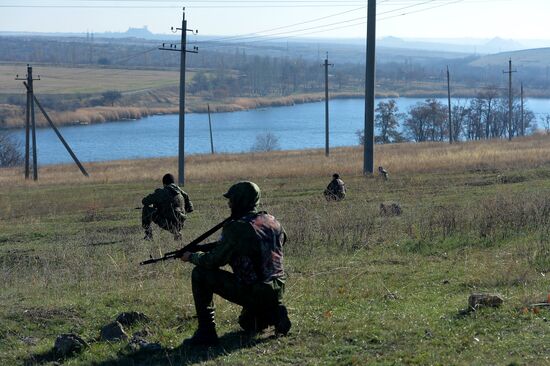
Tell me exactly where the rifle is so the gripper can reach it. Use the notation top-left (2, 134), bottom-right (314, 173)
top-left (139, 217), bottom-right (231, 265)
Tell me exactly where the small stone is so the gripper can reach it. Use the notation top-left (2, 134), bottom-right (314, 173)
top-left (468, 293), bottom-right (504, 310)
top-left (129, 334), bottom-right (161, 352)
top-left (115, 311), bottom-right (149, 326)
top-left (100, 321), bottom-right (128, 341)
top-left (54, 333), bottom-right (88, 356)
top-left (384, 292), bottom-right (398, 301)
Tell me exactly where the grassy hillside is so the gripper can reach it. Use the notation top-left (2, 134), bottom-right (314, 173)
top-left (1, 137), bottom-right (549, 365)
top-left (469, 47), bottom-right (550, 68)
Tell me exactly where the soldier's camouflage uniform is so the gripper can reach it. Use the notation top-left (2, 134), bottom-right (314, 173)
top-left (324, 177), bottom-right (346, 201)
top-left (187, 181), bottom-right (290, 340)
top-left (142, 183), bottom-right (193, 238)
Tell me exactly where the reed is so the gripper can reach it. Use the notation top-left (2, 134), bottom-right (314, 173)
top-left (2, 134), bottom-right (550, 187)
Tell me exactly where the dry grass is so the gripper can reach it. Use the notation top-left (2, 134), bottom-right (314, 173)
top-left (2, 134), bottom-right (550, 187)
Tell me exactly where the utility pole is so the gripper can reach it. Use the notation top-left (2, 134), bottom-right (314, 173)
top-left (24, 82), bottom-right (89, 177)
top-left (447, 65), bottom-right (452, 144)
top-left (159, 8), bottom-right (198, 186)
top-left (321, 53), bottom-right (333, 157)
top-left (16, 65), bottom-right (40, 180)
top-left (207, 104), bottom-right (214, 154)
top-left (503, 58), bottom-right (516, 141)
top-left (363, 0), bottom-right (376, 175)
top-left (520, 82), bottom-right (524, 136)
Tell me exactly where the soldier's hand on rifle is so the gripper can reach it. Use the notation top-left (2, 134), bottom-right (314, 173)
top-left (180, 251), bottom-right (192, 262)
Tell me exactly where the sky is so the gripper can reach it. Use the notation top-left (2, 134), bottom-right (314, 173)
top-left (0, 0), bottom-right (549, 41)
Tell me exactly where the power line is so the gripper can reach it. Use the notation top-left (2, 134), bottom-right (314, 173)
top-left (193, 5), bottom-right (367, 45)
top-left (191, 0), bottom-right (466, 48)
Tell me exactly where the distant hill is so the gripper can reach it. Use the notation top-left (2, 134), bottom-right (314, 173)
top-left (378, 36), bottom-right (525, 54)
top-left (470, 48), bottom-right (550, 69)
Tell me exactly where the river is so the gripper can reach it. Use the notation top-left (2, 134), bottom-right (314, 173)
top-left (7, 97), bottom-right (550, 165)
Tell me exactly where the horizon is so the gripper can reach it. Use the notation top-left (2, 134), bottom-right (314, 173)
top-left (1, 1), bottom-right (550, 41)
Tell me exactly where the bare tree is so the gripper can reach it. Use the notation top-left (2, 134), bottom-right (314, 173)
top-left (0, 131), bottom-right (23, 167)
top-left (250, 132), bottom-right (280, 152)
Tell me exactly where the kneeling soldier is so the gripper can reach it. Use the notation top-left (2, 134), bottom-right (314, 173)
top-left (180, 181), bottom-right (291, 346)
top-left (142, 173), bottom-right (194, 240)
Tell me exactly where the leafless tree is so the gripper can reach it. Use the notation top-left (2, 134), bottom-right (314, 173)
top-left (250, 132), bottom-right (280, 152)
top-left (0, 131), bottom-right (23, 167)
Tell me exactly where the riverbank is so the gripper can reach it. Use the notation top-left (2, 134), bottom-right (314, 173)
top-left (2, 82), bottom-right (550, 129)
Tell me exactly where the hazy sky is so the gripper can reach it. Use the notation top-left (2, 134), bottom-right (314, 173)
top-left (0, 0), bottom-right (549, 40)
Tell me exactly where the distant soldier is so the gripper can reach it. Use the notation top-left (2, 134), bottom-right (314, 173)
top-left (378, 166), bottom-right (388, 181)
top-left (324, 173), bottom-right (346, 201)
top-left (180, 181), bottom-right (291, 346)
top-left (142, 173), bottom-right (194, 240)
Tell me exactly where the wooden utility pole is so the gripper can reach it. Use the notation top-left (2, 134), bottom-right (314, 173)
top-left (322, 53), bottom-right (333, 157)
top-left (447, 65), bottom-right (452, 144)
top-left (159, 8), bottom-right (198, 186)
top-left (16, 66), bottom-right (88, 179)
top-left (24, 83), bottom-right (89, 177)
top-left (207, 104), bottom-right (214, 154)
top-left (363, 0), bottom-right (376, 175)
top-left (520, 82), bottom-right (524, 136)
top-left (16, 65), bottom-right (39, 180)
top-left (503, 58), bottom-right (516, 140)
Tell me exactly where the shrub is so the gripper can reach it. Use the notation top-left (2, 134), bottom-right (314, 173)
top-left (250, 132), bottom-right (280, 152)
top-left (0, 131), bottom-right (23, 167)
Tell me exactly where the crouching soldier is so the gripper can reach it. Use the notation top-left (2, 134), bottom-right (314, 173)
top-left (142, 173), bottom-right (194, 240)
top-left (324, 173), bottom-right (346, 201)
top-left (180, 181), bottom-right (291, 346)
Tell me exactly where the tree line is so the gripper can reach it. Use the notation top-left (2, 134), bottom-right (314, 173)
top-left (358, 89), bottom-right (538, 144)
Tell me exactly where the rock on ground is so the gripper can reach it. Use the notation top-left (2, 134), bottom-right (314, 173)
top-left (54, 333), bottom-right (88, 356)
top-left (100, 321), bottom-right (128, 341)
top-left (468, 293), bottom-right (504, 309)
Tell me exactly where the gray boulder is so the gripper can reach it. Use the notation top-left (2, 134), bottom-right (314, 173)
top-left (54, 333), bottom-right (88, 356)
top-left (100, 321), bottom-right (128, 341)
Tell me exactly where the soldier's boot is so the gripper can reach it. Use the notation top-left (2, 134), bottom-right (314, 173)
top-left (273, 305), bottom-right (291, 336)
top-left (238, 308), bottom-right (269, 334)
top-left (183, 309), bottom-right (219, 347)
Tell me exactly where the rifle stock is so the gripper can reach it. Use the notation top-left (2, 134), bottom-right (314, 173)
top-left (139, 217), bottom-right (231, 265)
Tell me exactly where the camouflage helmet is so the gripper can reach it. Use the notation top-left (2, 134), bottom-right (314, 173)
top-left (223, 181), bottom-right (261, 212)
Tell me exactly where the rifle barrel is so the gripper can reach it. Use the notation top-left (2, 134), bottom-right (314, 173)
top-left (139, 217), bottom-right (231, 266)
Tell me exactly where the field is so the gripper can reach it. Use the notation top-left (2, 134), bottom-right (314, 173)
top-left (0, 64), bottom-right (180, 94)
top-left (1, 136), bottom-right (550, 365)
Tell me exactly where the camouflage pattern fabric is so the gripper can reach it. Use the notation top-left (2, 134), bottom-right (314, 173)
top-left (188, 181), bottom-right (287, 327)
top-left (324, 178), bottom-right (346, 201)
top-left (141, 183), bottom-right (193, 233)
